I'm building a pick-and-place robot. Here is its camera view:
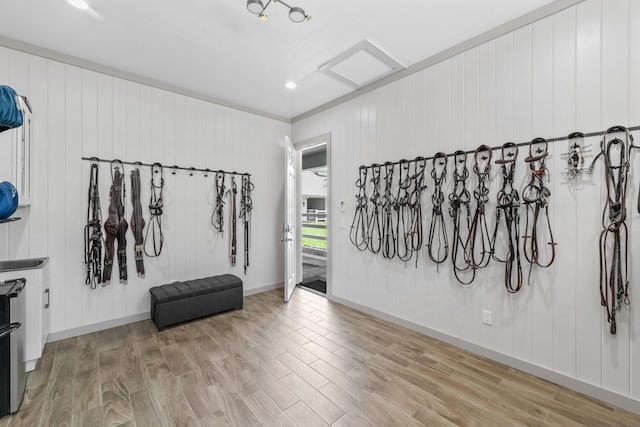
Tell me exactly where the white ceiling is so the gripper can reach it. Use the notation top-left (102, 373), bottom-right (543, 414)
top-left (1, 0), bottom-right (558, 120)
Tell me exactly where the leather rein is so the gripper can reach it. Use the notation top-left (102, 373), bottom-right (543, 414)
top-left (448, 150), bottom-right (473, 285)
top-left (427, 153), bottom-right (449, 266)
top-left (239, 174), bottom-right (254, 274)
top-left (130, 165), bottom-right (146, 276)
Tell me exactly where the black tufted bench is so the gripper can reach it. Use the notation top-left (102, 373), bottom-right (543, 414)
top-left (149, 274), bottom-right (243, 330)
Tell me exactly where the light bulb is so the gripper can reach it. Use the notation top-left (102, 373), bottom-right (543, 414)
top-left (67, 0), bottom-right (89, 9)
top-left (285, 81), bottom-right (297, 89)
top-left (260, 13), bottom-right (268, 21)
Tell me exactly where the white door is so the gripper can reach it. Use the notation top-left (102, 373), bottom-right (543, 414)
top-left (284, 136), bottom-right (298, 302)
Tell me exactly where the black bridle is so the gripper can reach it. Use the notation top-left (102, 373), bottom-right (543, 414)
top-left (522, 138), bottom-right (556, 284)
top-left (448, 150), bottom-right (473, 285)
top-left (490, 143), bottom-right (523, 293)
top-left (212, 171), bottom-right (226, 232)
top-left (467, 145), bottom-right (493, 271)
top-left (349, 166), bottom-right (369, 251)
top-left (407, 158), bottom-right (427, 266)
top-left (239, 174), bottom-right (254, 275)
top-left (590, 126), bottom-right (634, 335)
top-left (381, 162), bottom-right (397, 259)
top-left (84, 162), bottom-right (103, 289)
top-left (395, 159), bottom-right (413, 262)
top-left (367, 164), bottom-right (383, 254)
top-left (144, 162), bottom-right (165, 257)
top-left (130, 166), bottom-right (146, 277)
top-left (427, 153), bottom-right (448, 266)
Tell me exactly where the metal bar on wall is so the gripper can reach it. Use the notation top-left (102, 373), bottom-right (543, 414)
top-left (81, 157), bottom-right (250, 177)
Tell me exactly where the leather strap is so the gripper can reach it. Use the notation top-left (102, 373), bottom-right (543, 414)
top-left (229, 176), bottom-right (238, 266)
top-left (103, 160), bottom-right (129, 284)
top-left (84, 162), bottom-right (103, 289)
top-left (130, 167), bottom-right (146, 277)
top-left (407, 157), bottom-right (427, 267)
top-left (144, 163), bottom-right (164, 257)
top-left (239, 174), bottom-right (254, 274)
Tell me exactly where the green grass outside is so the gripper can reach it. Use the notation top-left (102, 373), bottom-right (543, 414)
top-left (302, 226), bottom-right (327, 238)
top-left (302, 237), bottom-right (327, 250)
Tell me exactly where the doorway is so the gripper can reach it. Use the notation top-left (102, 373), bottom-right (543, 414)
top-left (300, 143), bottom-right (327, 294)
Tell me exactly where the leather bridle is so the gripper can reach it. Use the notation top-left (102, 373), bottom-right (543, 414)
top-left (490, 143), bottom-right (523, 293)
top-left (395, 159), bottom-right (413, 262)
top-left (427, 153), bottom-right (448, 266)
top-left (84, 161), bottom-right (103, 289)
top-left (349, 166), bottom-right (369, 251)
top-left (448, 150), bottom-right (473, 284)
top-left (367, 164), bottom-right (383, 254)
top-left (144, 162), bottom-right (164, 257)
top-left (103, 160), bottom-right (129, 284)
top-left (590, 126), bottom-right (634, 334)
top-left (381, 162), bottom-right (396, 259)
top-left (130, 165), bottom-right (146, 277)
top-left (467, 145), bottom-right (493, 271)
top-left (212, 171), bottom-right (226, 232)
top-left (407, 157), bottom-right (427, 266)
top-left (522, 138), bottom-right (556, 283)
top-left (228, 176), bottom-right (238, 266)
top-left (239, 174), bottom-right (254, 274)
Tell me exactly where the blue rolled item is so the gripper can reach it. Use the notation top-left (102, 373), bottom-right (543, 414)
top-left (0, 85), bottom-right (24, 132)
top-left (0, 181), bottom-right (19, 219)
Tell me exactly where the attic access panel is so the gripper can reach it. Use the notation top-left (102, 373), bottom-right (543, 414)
top-left (319, 39), bottom-right (405, 89)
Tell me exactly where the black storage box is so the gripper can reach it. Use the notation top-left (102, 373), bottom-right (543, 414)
top-left (149, 274), bottom-right (243, 331)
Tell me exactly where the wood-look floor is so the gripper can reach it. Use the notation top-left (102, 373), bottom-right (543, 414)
top-left (1, 288), bottom-right (639, 427)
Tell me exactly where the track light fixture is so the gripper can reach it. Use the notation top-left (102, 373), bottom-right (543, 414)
top-left (246, 0), bottom-right (311, 23)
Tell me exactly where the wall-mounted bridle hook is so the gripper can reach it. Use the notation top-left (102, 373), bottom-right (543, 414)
top-left (171, 165), bottom-right (178, 175)
top-left (189, 167), bottom-right (195, 177)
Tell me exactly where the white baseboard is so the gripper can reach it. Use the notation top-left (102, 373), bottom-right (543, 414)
top-left (47, 282), bottom-right (284, 343)
top-left (47, 312), bottom-right (150, 343)
top-left (328, 294), bottom-right (640, 415)
top-left (244, 282), bottom-right (283, 296)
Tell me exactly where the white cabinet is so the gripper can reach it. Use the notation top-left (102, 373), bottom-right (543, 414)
top-left (0, 258), bottom-right (50, 372)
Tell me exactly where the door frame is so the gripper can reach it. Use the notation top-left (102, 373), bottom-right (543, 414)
top-left (293, 133), bottom-right (332, 298)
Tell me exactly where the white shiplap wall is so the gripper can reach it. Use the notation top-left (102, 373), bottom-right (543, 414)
top-left (293, 0), bottom-right (640, 404)
top-left (0, 47), bottom-right (289, 335)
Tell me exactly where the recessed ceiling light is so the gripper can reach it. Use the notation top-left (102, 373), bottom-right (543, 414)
top-left (285, 81), bottom-right (297, 89)
top-left (68, 0), bottom-right (89, 10)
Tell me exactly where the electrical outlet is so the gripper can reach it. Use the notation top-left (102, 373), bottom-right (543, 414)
top-left (482, 310), bottom-right (493, 326)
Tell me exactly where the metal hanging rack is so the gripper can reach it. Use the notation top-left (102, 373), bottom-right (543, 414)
top-left (359, 124), bottom-right (640, 169)
top-left (81, 157), bottom-right (251, 177)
